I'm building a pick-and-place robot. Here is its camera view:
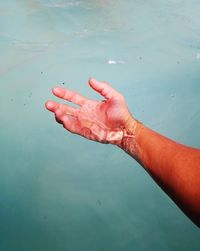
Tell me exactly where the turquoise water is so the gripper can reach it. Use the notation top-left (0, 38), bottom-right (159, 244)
top-left (0, 1), bottom-right (200, 250)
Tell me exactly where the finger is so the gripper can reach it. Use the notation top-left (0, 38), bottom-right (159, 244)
top-left (52, 86), bottom-right (87, 106)
top-left (88, 78), bottom-right (122, 100)
top-left (45, 100), bottom-right (59, 112)
top-left (55, 115), bottom-right (62, 124)
top-left (46, 101), bottom-right (78, 116)
top-left (60, 115), bottom-right (81, 135)
top-left (55, 109), bottom-right (64, 124)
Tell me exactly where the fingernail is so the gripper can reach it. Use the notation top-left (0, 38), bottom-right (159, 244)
top-left (45, 101), bottom-right (53, 109)
top-left (52, 87), bottom-right (60, 93)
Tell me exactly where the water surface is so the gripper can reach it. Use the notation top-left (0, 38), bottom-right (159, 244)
top-left (0, 1), bottom-right (200, 250)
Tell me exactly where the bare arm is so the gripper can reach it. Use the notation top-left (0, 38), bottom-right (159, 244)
top-left (122, 117), bottom-right (200, 227)
top-left (45, 78), bottom-right (200, 227)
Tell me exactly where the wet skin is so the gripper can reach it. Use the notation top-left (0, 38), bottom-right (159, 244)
top-left (46, 78), bottom-right (200, 227)
top-left (45, 78), bottom-right (133, 145)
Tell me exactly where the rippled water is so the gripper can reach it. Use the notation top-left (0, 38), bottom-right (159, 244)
top-left (0, 1), bottom-right (200, 251)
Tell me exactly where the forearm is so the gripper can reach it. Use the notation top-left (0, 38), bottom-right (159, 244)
top-left (120, 116), bottom-right (200, 227)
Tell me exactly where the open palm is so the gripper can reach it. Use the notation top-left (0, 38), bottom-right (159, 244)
top-left (45, 78), bottom-right (132, 145)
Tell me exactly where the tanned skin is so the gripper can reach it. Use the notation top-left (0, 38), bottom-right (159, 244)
top-left (45, 78), bottom-right (200, 227)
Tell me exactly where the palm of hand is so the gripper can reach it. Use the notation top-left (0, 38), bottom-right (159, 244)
top-left (46, 79), bottom-right (131, 145)
top-left (76, 99), bottom-right (129, 143)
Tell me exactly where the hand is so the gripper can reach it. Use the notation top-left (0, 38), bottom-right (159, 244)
top-left (45, 78), bottom-right (133, 146)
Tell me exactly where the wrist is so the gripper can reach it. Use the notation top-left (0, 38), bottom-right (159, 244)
top-left (120, 115), bottom-right (143, 159)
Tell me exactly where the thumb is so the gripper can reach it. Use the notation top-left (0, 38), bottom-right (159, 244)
top-left (88, 78), bottom-right (121, 100)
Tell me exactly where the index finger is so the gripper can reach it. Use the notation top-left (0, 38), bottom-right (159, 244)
top-left (52, 86), bottom-right (87, 106)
